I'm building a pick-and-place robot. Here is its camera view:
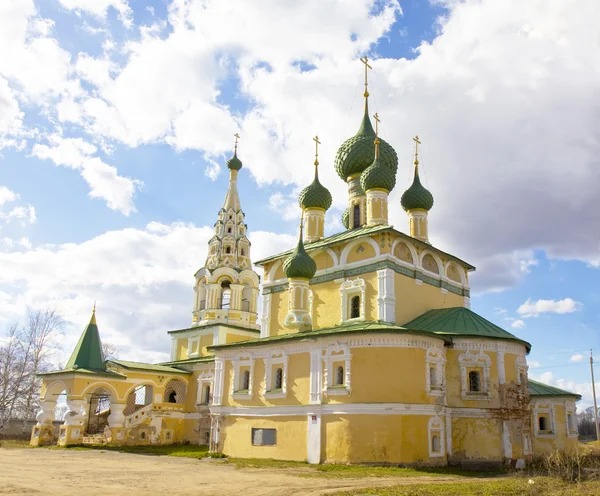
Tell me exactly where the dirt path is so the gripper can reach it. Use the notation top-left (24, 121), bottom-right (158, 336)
top-left (0, 449), bottom-right (494, 496)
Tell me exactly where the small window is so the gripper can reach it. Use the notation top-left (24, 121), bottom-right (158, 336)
top-left (252, 428), bottom-right (276, 446)
top-left (140, 431), bottom-right (147, 440)
top-left (242, 370), bottom-right (250, 391)
top-left (539, 416), bottom-right (548, 431)
top-left (202, 385), bottom-right (211, 405)
top-left (353, 204), bottom-right (360, 228)
top-left (430, 367), bottom-right (437, 387)
top-left (168, 391), bottom-right (177, 403)
top-left (432, 435), bottom-right (440, 452)
top-left (274, 368), bottom-right (283, 390)
top-left (468, 371), bottom-right (481, 392)
top-left (166, 431), bottom-right (172, 440)
top-left (225, 246), bottom-right (231, 254)
top-left (336, 366), bottom-right (344, 386)
top-left (227, 227), bottom-right (232, 234)
top-left (350, 295), bottom-right (360, 319)
top-left (221, 281), bottom-right (231, 309)
top-left (241, 248), bottom-right (245, 256)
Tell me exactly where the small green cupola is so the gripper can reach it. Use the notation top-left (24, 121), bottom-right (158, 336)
top-left (227, 133), bottom-right (243, 171)
top-left (283, 223), bottom-right (317, 280)
top-left (360, 115), bottom-right (396, 193)
top-left (65, 305), bottom-right (106, 371)
top-left (299, 139), bottom-right (332, 211)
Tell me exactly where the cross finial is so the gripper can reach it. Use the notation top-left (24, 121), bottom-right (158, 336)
top-left (233, 133), bottom-right (240, 153)
top-left (313, 135), bottom-right (321, 166)
top-left (93, 301), bottom-right (96, 313)
top-left (360, 56), bottom-right (372, 98)
top-left (413, 135), bottom-right (421, 165)
top-left (373, 113), bottom-right (381, 157)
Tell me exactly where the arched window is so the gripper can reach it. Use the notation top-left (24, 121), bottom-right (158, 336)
top-left (241, 248), bottom-right (245, 256)
top-left (430, 367), bottom-right (437, 387)
top-left (274, 368), bottom-right (283, 389)
top-left (431, 435), bottom-right (440, 452)
top-left (168, 390), bottom-right (177, 403)
top-left (539, 416), bottom-right (548, 431)
top-left (336, 366), bottom-right (344, 386)
top-left (468, 371), bottom-right (481, 392)
top-left (350, 295), bottom-right (360, 319)
top-left (227, 227), bottom-right (232, 234)
top-left (220, 281), bottom-right (231, 309)
top-left (353, 204), bottom-right (360, 228)
top-left (242, 370), bottom-right (250, 391)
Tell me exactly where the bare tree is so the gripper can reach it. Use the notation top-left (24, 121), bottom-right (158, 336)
top-left (102, 342), bottom-right (121, 361)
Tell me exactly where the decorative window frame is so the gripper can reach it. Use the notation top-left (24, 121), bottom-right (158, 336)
top-left (533, 401), bottom-right (555, 438)
top-left (323, 343), bottom-right (352, 396)
top-left (188, 335), bottom-right (200, 358)
top-left (263, 349), bottom-right (289, 399)
top-left (340, 278), bottom-right (366, 323)
top-left (425, 348), bottom-right (446, 397)
top-left (231, 354), bottom-right (255, 400)
top-left (515, 355), bottom-right (529, 385)
top-left (428, 416), bottom-right (445, 457)
top-left (458, 350), bottom-right (491, 401)
top-left (196, 371), bottom-right (214, 406)
top-left (565, 401), bottom-right (578, 438)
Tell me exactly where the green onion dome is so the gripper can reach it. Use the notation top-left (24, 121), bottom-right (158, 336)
top-left (401, 165), bottom-right (434, 211)
top-left (334, 102), bottom-right (398, 181)
top-left (299, 166), bottom-right (332, 211)
top-left (341, 208), bottom-right (349, 229)
top-left (227, 151), bottom-right (243, 171)
top-left (360, 144), bottom-right (396, 193)
top-left (283, 230), bottom-right (317, 280)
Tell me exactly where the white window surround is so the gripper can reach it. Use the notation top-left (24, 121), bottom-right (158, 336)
top-left (565, 401), bottom-right (578, 438)
top-left (377, 268), bottom-right (395, 323)
top-left (263, 351), bottom-right (289, 399)
top-left (458, 350), bottom-right (492, 401)
top-left (231, 355), bottom-right (255, 400)
top-left (188, 335), bottom-right (200, 358)
top-left (323, 344), bottom-right (352, 396)
top-left (428, 416), bottom-right (445, 458)
top-left (340, 279), bottom-right (366, 323)
top-left (533, 401), bottom-right (556, 438)
top-left (196, 371), bottom-right (214, 405)
top-left (515, 355), bottom-right (529, 385)
top-left (425, 348), bottom-right (446, 397)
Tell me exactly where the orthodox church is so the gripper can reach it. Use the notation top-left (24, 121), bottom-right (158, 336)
top-left (31, 60), bottom-right (580, 466)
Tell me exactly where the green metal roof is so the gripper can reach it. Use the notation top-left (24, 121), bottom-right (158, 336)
top-left (528, 379), bottom-right (581, 399)
top-left (255, 225), bottom-right (475, 271)
top-left (209, 321), bottom-right (449, 351)
top-left (360, 150), bottom-right (396, 192)
top-left (299, 166), bottom-right (332, 211)
top-left (402, 307), bottom-right (531, 351)
top-left (65, 310), bottom-right (106, 372)
top-left (283, 230), bottom-right (317, 280)
top-left (108, 360), bottom-right (191, 375)
top-left (401, 165), bottom-right (434, 212)
top-left (167, 322), bottom-right (260, 335)
top-left (38, 368), bottom-right (125, 379)
top-left (227, 151), bottom-right (242, 171)
top-left (160, 356), bottom-right (216, 366)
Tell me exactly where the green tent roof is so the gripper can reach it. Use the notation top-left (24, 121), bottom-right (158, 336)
top-left (528, 379), bottom-right (581, 399)
top-left (402, 307), bottom-right (531, 351)
top-left (108, 360), bottom-right (191, 375)
top-left (65, 310), bottom-right (106, 371)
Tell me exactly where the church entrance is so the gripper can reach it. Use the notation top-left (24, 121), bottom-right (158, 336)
top-left (86, 391), bottom-right (111, 435)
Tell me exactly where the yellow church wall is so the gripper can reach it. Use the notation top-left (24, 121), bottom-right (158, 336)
top-left (393, 272), bottom-right (464, 325)
top-left (451, 417), bottom-right (503, 461)
top-left (177, 338), bottom-right (188, 361)
top-left (220, 415), bottom-right (308, 461)
top-left (532, 403), bottom-right (578, 455)
top-left (322, 415), bottom-right (436, 464)
top-left (200, 334), bottom-right (213, 355)
top-left (312, 251), bottom-right (335, 270)
top-left (346, 242), bottom-right (377, 264)
top-left (224, 332), bottom-right (254, 344)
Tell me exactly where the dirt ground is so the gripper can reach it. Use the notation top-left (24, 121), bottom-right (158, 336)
top-left (0, 448), bottom-right (491, 496)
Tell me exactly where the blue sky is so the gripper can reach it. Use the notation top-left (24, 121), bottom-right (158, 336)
top-left (0, 0), bottom-right (599, 408)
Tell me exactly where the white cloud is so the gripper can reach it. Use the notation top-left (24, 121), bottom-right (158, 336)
top-left (32, 135), bottom-right (142, 215)
top-left (531, 371), bottom-right (598, 410)
top-left (516, 298), bottom-right (583, 318)
top-left (0, 186), bottom-right (36, 225)
top-left (520, 258), bottom-right (539, 274)
top-left (569, 353), bottom-right (584, 363)
top-left (511, 319), bottom-right (525, 329)
top-left (56, 0), bottom-right (133, 28)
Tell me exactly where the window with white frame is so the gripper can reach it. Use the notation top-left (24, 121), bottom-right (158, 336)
top-left (232, 355), bottom-right (254, 399)
top-left (196, 371), bottom-right (214, 406)
top-left (533, 401), bottom-right (555, 438)
top-left (339, 279), bottom-right (366, 323)
top-left (458, 350), bottom-right (491, 400)
top-left (263, 350), bottom-right (288, 399)
top-left (188, 336), bottom-right (200, 357)
top-left (515, 355), bottom-right (528, 386)
top-left (323, 344), bottom-right (352, 395)
top-left (425, 348), bottom-right (445, 396)
top-left (565, 401), bottom-right (578, 438)
top-left (428, 416), bottom-right (444, 457)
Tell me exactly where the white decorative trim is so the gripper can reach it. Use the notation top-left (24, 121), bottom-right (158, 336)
top-left (307, 413), bottom-right (321, 464)
top-left (212, 358), bottom-right (224, 406)
top-left (453, 338), bottom-right (527, 356)
top-left (211, 403), bottom-right (443, 417)
top-left (340, 278), bottom-right (366, 323)
top-left (428, 416), bottom-right (445, 457)
top-left (260, 293), bottom-right (271, 339)
top-left (231, 354), bottom-right (255, 400)
top-left (309, 349), bottom-right (323, 404)
top-left (339, 237), bottom-right (381, 265)
top-left (447, 407), bottom-right (493, 419)
top-left (445, 415), bottom-right (453, 455)
top-left (502, 421), bottom-right (513, 459)
top-left (285, 279), bottom-right (312, 328)
top-left (196, 371), bottom-right (214, 405)
top-left (515, 355), bottom-right (528, 385)
top-left (377, 268), bottom-right (396, 323)
top-left (419, 249), bottom-right (443, 276)
top-left (188, 335), bottom-right (200, 358)
top-left (263, 349), bottom-right (289, 399)
top-left (323, 343), bottom-right (352, 396)
top-left (463, 296), bottom-right (471, 309)
top-left (532, 401), bottom-right (556, 438)
top-left (458, 350), bottom-right (492, 401)
top-left (497, 351), bottom-right (506, 385)
top-left (425, 348), bottom-right (446, 397)
top-left (440, 288), bottom-right (448, 295)
top-left (565, 402), bottom-right (578, 438)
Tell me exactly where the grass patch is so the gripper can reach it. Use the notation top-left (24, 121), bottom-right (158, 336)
top-left (227, 458), bottom-right (309, 469)
top-left (63, 443), bottom-right (210, 459)
top-left (333, 477), bottom-right (600, 496)
top-left (0, 439), bottom-right (33, 449)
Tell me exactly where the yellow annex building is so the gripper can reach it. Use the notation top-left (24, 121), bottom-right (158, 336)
top-left (32, 61), bottom-right (581, 467)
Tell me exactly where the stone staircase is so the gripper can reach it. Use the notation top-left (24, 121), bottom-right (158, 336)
top-left (124, 403), bottom-right (153, 428)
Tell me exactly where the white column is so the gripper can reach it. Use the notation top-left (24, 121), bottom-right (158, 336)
top-left (108, 404), bottom-right (126, 428)
top-left (309, 349), bottom-right (322, 404)
top-left (502, 421), bottom-right (513, 459)
top-left (35, 400), bottom-right (56, 425)
top-left (306, 412), bottom-right (322, 464)
top-left (63, 400), bottom-right (86, 426)
top-left (377, 268), bottom-right (396, 323)
top-left (445, 415), bottom-right (453, 456)
top-left (497, 351), bottom-right (506, 385)
top-left (261, 294), bottom-right (271, 338)
top-left (212, 357), bottom-right (225, 406)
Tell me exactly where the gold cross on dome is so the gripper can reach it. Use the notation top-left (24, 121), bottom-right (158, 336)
top-left (360, 56), bottom-right (372, 97)
top-left (373, 113), bottom-right (380, 137)
top-left (413, 135), bottom-right (421, 164)
top-left (233, 133), bottom-right (240, 152)
top-left (313, 135), bottom-right (321, 166)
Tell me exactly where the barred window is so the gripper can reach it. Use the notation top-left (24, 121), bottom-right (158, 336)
top-left (336, 366), bottom-right (344, 386)
top-left (468, 371), bottom-right (481, 392)
top-left (252, 428), bottom-right (276, 446)
top-left (274, 368), bottom-right (283, 390)
top-left (242, 370), bottom-right (250, 391)
top-left (350, 296), bottom-right (360, 319)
